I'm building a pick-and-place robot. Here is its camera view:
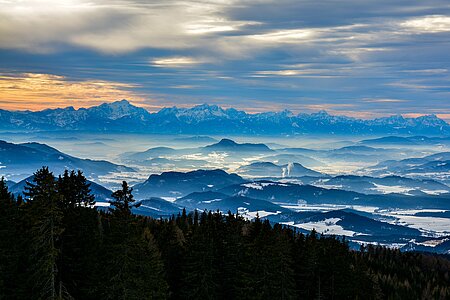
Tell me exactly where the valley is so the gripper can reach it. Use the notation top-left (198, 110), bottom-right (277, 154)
top-left (2, 113), bottom-right (450, 254)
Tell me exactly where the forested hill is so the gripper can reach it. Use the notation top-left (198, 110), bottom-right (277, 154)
top-left (1, 167), bottom-right (449, 299)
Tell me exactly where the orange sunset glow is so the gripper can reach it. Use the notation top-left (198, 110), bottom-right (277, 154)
top-left (1, 72), bottom-right (449, 121)
top-left (0, 73), bottom-right (146, 111)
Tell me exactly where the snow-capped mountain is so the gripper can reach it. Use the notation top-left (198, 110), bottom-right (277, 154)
top-left (86, 99), bottom-right (150, 120)
top-left (0, 100), bottom-right (449, 134)
top-left (156, 104), bottom-right (246, 122)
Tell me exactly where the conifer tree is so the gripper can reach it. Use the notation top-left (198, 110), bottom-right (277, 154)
top-left (109, 181), bottom-right (138, 217)
top-left (220, 212), bottom-right (246, 299)
top-left (181, 212), bottom-right (219, 300)
top-left (58, 170), bottom-right (95, 209)
top-left (243, 219), bottom-right (296, 299)
top-left (0, 177), bottom-right (18, 299)
top-left (154, 219), bottom-right (186, 298)
top-left (24, 167), bottom-right (66, 299)
top-left (57, 170), bottom-right (100, 299)
top-left (102, 181), bottom-right (168, 299)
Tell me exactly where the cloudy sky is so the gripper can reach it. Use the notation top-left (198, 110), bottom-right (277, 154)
top-left (1, 0), bottom-right (450, 119)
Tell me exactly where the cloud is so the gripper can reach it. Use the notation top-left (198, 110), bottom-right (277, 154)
top-left (151, 57), bottom-right (202, 67)
top-left (362, 98), bottom-right (408, 103)
top-left (249, 29), bottom-right (315, 43)
top-left (400, 68), bottom-right (448, 74)
top-left (401, 15), bottom-right (450, 33)
top-left (185, 19), bottom-right (260, 34)
top-left (0, 0), bottom-right (450, 117)
top-left (253, 70), bottom-right (315, 76)
top-left (0, 0), bottom-right (257, 54)
top-left (386, 81), bottom-right (450, 91)
top-left (1, 0), bottom-right (448, 63)
top-left (168, 85), bottom-right (200, 89)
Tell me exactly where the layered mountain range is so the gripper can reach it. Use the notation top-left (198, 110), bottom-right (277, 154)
top-left (0, 140), bottom-right (134, 182)
top-left (0, 100), bottom-right (448, 135)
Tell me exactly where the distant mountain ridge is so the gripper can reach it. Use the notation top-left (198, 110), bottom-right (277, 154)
top-left (0, 140), bottom-right (134, 182)
top-left (237, 161), bottom-right (323, 178)
top-left (0, 100), bottom-right (448, 135)
top-left (133, 169), bottom-right (245, 199)
top-left (204, 139), bottom-right (273, 152)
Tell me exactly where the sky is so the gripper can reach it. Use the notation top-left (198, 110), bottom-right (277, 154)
top-left (1, 0), bottom-right (450, 119)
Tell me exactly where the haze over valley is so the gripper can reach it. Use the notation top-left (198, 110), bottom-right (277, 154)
top-left (1, 101), bottom-right (450, 254)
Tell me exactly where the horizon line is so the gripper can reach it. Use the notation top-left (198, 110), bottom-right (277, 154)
top-left (0, 98), bottom-right (446, 122)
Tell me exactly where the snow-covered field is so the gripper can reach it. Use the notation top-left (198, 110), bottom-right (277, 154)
top-left (370, 183), bottom-right (415, 195)
top-left (241, 182), bottom-right (289, 190)
top-left (242, 209), bottom-right (281, 219)
top-left (279, 203), bottom-right (379, 213)
top-left (388, 215), bottom-right (450, 236)
top-left (278, 203), bottom-right (450, 237)
top-left (282, 218), bottom-right (360, 237)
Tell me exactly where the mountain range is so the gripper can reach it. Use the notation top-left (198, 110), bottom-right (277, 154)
top-left (360, 136), bottom-right (450, 146)
top-left (1, 100), bottom-right (448, 135)
top-left (129, 169), bottom-right (450, 210)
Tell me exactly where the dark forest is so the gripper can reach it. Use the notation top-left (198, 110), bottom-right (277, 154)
top-left (1, 167), bottom-right (449, 299)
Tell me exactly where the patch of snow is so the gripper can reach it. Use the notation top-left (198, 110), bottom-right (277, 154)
top-left (411, 238), bottom-right (449, 247)
top-left (421, 189), bottom-right (449, 195)
top-left (283, 218), bottom-right (360, 237)
top-left (315, 184), bottom-right (344, 190)
top-left (241, 182), bottom-right (288, 190)
top-left (370, 183), bottom-right (415, 195)
top-left (201, 198), bottom-right (222, 204)
top-left (242, 183), bottom-right (263, 190)
top-left (161, 197), bottom-right (178, 202)
top-left (94, 202), bottom-right (110, 207)
top-left (245, 210), bottom-right (281, 219)
top-left (140, 205), bottom-right (162, 211)
top-left (388, 215), bottom-right (450, 235)
top-left (239, 210), bottom-right (281, 220)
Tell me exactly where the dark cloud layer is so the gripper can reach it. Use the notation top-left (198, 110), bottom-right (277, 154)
top-left (0, 0), bottom-right (449, 118)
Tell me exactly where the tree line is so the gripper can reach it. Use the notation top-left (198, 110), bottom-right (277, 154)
top-left (0, 167), bottom-right (449, 299)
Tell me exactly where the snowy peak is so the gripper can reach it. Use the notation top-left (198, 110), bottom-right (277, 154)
top-left (415, 114), bottom-right (447, 127)
top-left (88, 99), bottom-right (150, 120)
top-left (311, 110), bottom-right (330, 118)
top-left (0, 101), bottom-right (449, 134)
top-left (157, 104), bottom-right (247, 122)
